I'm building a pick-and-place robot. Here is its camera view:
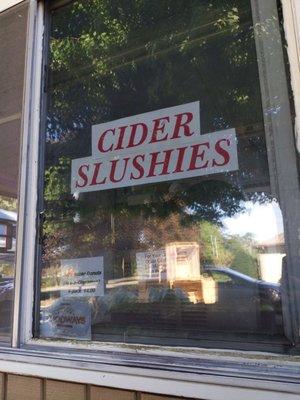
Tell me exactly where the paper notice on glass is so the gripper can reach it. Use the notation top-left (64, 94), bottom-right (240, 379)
top-left (40, 298), bottom-right (91, 340)
top-left (136, 249), bottom-right (167, 281)
top-left (60, 256), bottom-right (104, 297)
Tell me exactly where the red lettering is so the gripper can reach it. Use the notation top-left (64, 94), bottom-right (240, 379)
top-left (75, 164), bottom-right (89, 188)
top-left (171, 112), bottom-right (194, 139)
top-left (127, 123), bottom-right (148, 148)
top-left (98, 128), bottom-right (115, 153)
top-left (130, 154), bottom-right (145, 180)
top-left (90, 162), bottom-right (106, 186)
top-left (188, 142), bottom-right (210, 170)
top-left (173, 146), bottom-right (188, 173)
top-left (115, 125), bottom-right (128, 150)
top-left (110, 157), bottom-right (130, 183)
top-left (149, 116), bottom-right (169, 143)
top-left (147, 150), bottom-right (173, 177)
top-left (212, 138), bottom-right (230, 166)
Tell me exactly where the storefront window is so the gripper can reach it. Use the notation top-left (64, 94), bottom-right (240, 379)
top-left (36, 0), bottom-right (294, 347)
top-left (0, 3), bottom-right (28, 342)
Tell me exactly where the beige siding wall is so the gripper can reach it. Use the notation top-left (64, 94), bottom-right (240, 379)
top-left (0, 373), bottom-right (196, 400)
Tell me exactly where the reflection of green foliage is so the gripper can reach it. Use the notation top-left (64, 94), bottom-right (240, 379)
top-left (226, 233), bottom-right (259, 278)
top-left (199, 220), bottom-right (233, 266)
top-left (43, 156), bottom-right (75, 238)
top-left (106, 289), bottom-right (137, 311)
top-left (149, 287), bottom-right (189, 304)
top-left (44, 157), bottom-right (70, 201)
top-left (183, 180), bottom-right (244, 224)
top-left (47, 0), bottom-right (261, 140)
top-left (41, 0), bottom-right (269, 265)
top-left (200, 220), bottom-right (259, 278)
top-left (0, 196), bottom-right (17, 212)
top-left (0, 263), bottom-right (14, 277)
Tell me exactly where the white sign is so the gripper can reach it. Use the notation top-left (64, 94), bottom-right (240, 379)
top-left (91, 101), bottom-right (201, 158)
top-left (71, 102), bottom-right (238, 193)
top-left (136, 249), bottom-right (167, 281)
top-left (40, 298), bottom-right (91, 340)
top-left (60, 256), bottom-right (104, 297)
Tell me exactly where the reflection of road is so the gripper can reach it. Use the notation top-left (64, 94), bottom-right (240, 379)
top-left (100, 270), bottom-right (283, 335)
top-left (41, 269), bottom-right (284, 336)
top-left (42, 270), bottom-right (281, 307)
top-left (92, 299), bottom-right (283, 337)
top-left (41, 276), bottom-right (139, 294)
top-left (41, 284), bottom-right (99, 293)
top-left (107, 277), bottom-right (138, 289)
top-left (0, 253), bottom-right (14, 264)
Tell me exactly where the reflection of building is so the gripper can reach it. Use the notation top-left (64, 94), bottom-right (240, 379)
top-left (166, 242), bottom-right (200, 281)
top-left (136, 242), bottom-right (200, 283)
top-left (136, 242), bottom-right (202, 303)
top-left (136, 243), bottom-right (219, 304)
top-left (0, 209), bottom-right (16, 281)
top-left (256, 234), bottom-right (285, 283)
top-left (0, 209), bottom-right (16, 254)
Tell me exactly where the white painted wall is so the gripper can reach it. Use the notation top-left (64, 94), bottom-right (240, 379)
top-left (258, 253), bottom-right (285, 283)
top-left (0, 0), bottom-right (24, 13)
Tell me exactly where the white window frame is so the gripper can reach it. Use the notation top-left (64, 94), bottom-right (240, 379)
top-left (0, 0), bottom-right (300, 399)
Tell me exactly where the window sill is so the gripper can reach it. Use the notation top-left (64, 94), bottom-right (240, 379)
top-left (0, 344), bottom-right (299, 399)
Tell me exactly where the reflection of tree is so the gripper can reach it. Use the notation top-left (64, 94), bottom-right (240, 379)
top-left (42, 156), bottom-right (245, 262)
top-left (0, 264), bottom-right (14, 278)
top-left (0, 196), bottom-right (17, 212)
top-left (199, 220), bottom-right (259, 277)
top-left (42, 0), bottom-right (270, 266)
top-left (47, 0), bottom-right (261, 142)
top-left (226, 233), bottom-right (259, 278)
top-left (199, 220), bottom-right (233, 266)
top-left (141, 214), bottom-right (199, 248)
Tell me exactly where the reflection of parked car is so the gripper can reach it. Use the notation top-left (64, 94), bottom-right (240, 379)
top-left (203, 267), bottom-right (281, 311)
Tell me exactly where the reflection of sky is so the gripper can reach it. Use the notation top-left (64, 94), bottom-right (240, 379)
top-left (222, 201), bottom-right (284, 242)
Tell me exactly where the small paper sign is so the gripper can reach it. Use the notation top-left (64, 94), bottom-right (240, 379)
top-left (60, 256), bottom-right (104, 297)
top-left (40, 298), bottom-right (91, 340)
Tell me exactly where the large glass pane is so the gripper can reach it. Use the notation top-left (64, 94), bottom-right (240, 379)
top-left (37, 0), bottom-right (291, 347)
top-left (0, 3), bottom-right (28, 341)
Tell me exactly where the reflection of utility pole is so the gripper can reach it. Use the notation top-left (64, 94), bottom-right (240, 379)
top-left (214, 236), bottom-right (219, 260)
top-left (210, 235), bottom-right (214, 258)
top-left (121, 257), bottom-right (125, 277)
top-left (210, 235), bottom-right (219, 260)
top-left (110, 213), bottom-right (115, 244)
